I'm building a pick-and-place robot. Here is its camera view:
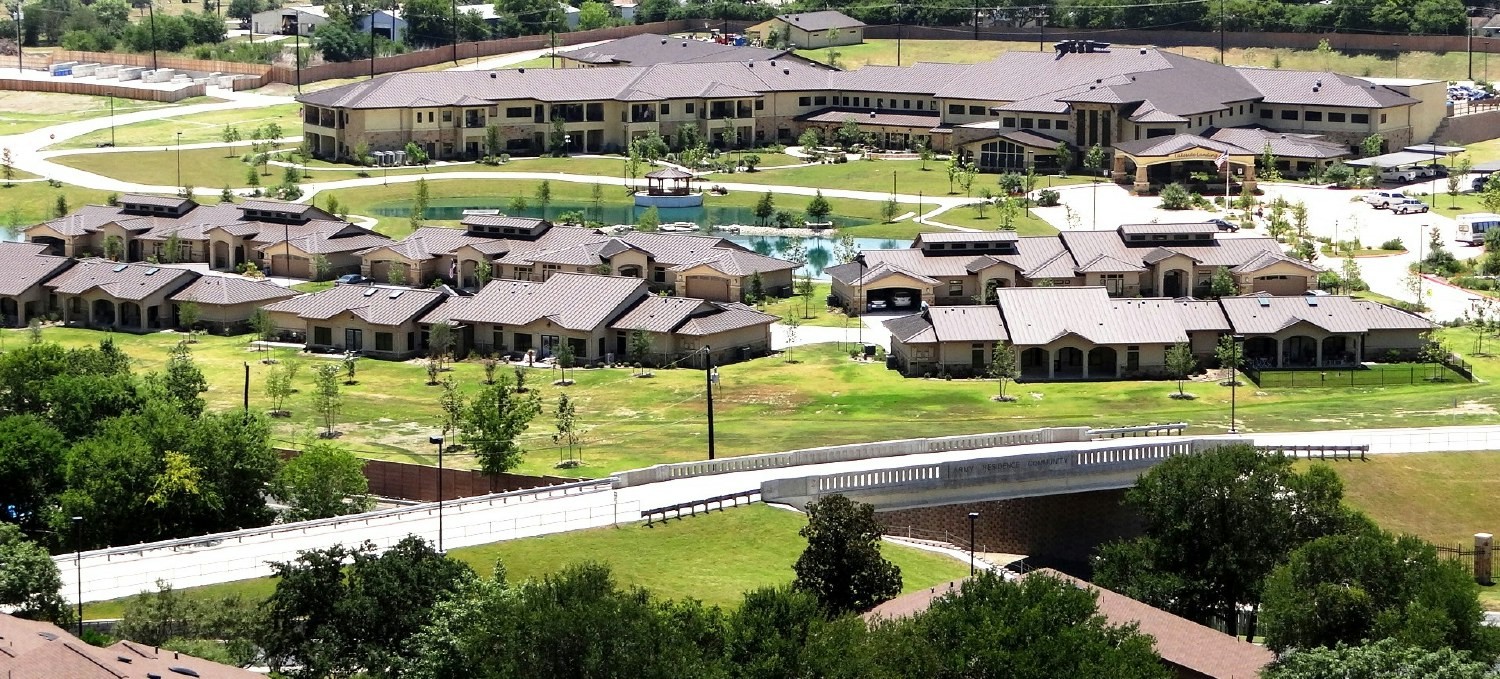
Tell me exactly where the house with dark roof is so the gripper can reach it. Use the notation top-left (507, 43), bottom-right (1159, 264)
top-left (26, 196), bottom-right (388, 279)
top-left (882, 286), bottom-right (1432, 379)
top-left (262, 284), bottom-right (449, 358)
top-left (608, 296), bottom-right (778, 366)
top-left (0, 613), bottom-right (262, 679)
top-left (750, 10), bottom-right (866, 49)
top-left (863, 573), bottom-right (1275, 679)
top-left (169, 275), bottom-right (298, 332)
top-left (46, 259), bottom-right (198, 332)
top-left (0, 242), bottom-right (74, 327)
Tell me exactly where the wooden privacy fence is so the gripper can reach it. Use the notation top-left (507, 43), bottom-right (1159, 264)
top-left (861, 24), bottom-right (1498, 54)
top-left (274, 448), bottom-right (579, 501)
top-left (0, 78), bottom-right (205, 102)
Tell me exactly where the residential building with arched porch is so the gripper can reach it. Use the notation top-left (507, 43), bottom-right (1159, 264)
top-left (45, 259), bottom-right (196, 333)
top-left (0, 242), bottom-right (73, 327)
top-left (1219, 294), bottom-right (1436, 368)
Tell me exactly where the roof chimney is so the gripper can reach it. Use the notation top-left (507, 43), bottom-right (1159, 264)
top-left (489, 72), bottom-right (496, 78)
top-left (783, 68), bottom-right (790, 74)
top-left (518, 68), bottom-right (524, 73)
top-left (660, 37), bottom-right (666, 44)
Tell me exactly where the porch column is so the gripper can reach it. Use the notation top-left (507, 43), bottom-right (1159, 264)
top-left (1081, 355), bottom-right (1090, 380)
top-left (1275, 338), bottom-right (1283, 368)
top-left (1111, 153), bottom-right (1127, 182)
top-left (1133, 163), bottom-right (1150, 195)
top-left (1046, 349), bottom-right (1054, 379)
top-left (1315, 338), bottom-right (1324, 367)
top-left (1242, 161), bottom-right (1257, 193)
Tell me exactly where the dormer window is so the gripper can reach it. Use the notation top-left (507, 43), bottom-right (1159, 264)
top-left (930, 243), bottom-right (945, 250)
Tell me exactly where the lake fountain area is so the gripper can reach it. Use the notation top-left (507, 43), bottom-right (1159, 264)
top-left (634, 167), bottom-right (704, 209)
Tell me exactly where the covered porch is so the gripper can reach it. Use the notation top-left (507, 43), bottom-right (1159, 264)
top-left (1111, 135), bottom-right (1255, 196)
top-left (1018, 343), bottom-right (1127, 380)
top-left (1240, 331), bottom-right (1363, 369)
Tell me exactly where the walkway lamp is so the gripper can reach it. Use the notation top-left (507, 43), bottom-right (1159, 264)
top-left (429, 435), bottom-right (445, 552)
top-left (967, 511), bottom-right (979, 575)
top-left (853, 253), bottom-right (867, 350)
top-left (1229, 334), bottom-right (1244, 434)
top-left (175, 131), bottom-right (183, 192)
top-left (700, 346), bottom-right (717, 460)
top-left (72, 516), bottom-right (83, 637)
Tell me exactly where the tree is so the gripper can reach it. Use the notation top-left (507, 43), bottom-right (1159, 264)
top-left (1263, 639), bottom-right (1498, 679)
top-left (554, 340), bottom-right (575, 384)
top-left (1452, 155), bottom-right (1474, 210)
top-left (1361, 133), bottom-right (1385, 158)
top-left (474, 259), bottom-right (492, 288)
top-left (1209, 266), bottom-right (1237, 298)
top-left (1084, 143), bottom-right (1106, 226)
top-left (1054, 142), bottom-right (1073, 176)
top-left (552, 392), bottom-right (579, 462)
top-left (917, 142), bottom-right (933, 170)
top-left (1163, 342), bottom-right (1196, 397)
top-left (1260, 527), bottom-right (1493, 655)
top-left (53, 193), bottom-right (68, 218)
top-left (796, 272), bottom-right (815, 319)
top-left (411, 178), bottom-right (430, 230)
top-left (628, 327), bottom-right (652, 367)
top-left (877, 571), bottom-right (1172, 679)
top-left (742, 153), bottom-right (762, 172)
top-left (753, 191), bottom-right (775, 226)
top-left (265, 363), bottom-right (293, 416)
top-left (429, 322), bottom-right (454, 370)
top-left (1093, 443), bottom-right (1363, 637)
top-left (747, 271), bottom-right (765, 305)
top-left (342, 353), bottom-right (358, 385)
top-left (177, 302), bottom-right (201, 336)
top-left (797, 128), bottom-right (820, 152)
top-left (990, 343), bottom-right (1018, 401)
top-left (997, 197), bottom-right (1020, 231)
top-left (945, 153), bottom-right (961, 194)
top-left (220, 125), bottom-right (242, 157)
top-left (245, 164), bottom-right (261, 191)
top-left (1158, 182), bottom-right (1191, 210)
top-left (835, 231), bottom-right (859, 264)
top-left (534, 179), bottom-right (552, 219)
top-left (792, 493), bottom-right (902, 615)
top-left (117, 581), bottom-right (259, 665)
top-left (0, 523), bottom-right (71, 624)
top-left (161, 341), bottom-right (208, 418)
top-left (438, 375), bottom-right (464, 439)
top-left (1, 147), bottom-right (13, 187)
top-left (958, 161), bottom-right (977, 197)
top-left (782, 313), bottom-right (801, 362)
top-left (249, 309), bottom-right (274, 350)
top-left (312, 363), bottom-right (342, 438)
top-left (461, 375), bottom-right (542, 474)
top-left (272, 440), bottom-right (373, 522)
top-left (805, 190), bottom-right (832, 222)
top-left (723, 585), bottom-right (876, 679)
top-left (259, 537), bottom-right (473, 679)
top-left (575, 0), bottom-right (611, 28)
top-left (1214, 334), bottom-right (1241, 384)
top-left (881, 196), bottom-right (901, 223)
top-left (0, 414), bottom-right (68, 533)
top-left (636, 205), bottom-right (661, 232)
top-left (1260, 142), bottom-right (1283, 182)
top-left (387, 263), bottom-right (408, 286)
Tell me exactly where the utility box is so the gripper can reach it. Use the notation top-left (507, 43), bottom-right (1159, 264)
top-left (1477, 533), bottom-right (1493, 586)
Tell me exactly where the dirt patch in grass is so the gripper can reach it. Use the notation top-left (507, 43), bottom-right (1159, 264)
top-left (0, 91), bottom-right (107, 114)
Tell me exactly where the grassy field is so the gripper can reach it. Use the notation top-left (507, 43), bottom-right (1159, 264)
top-left (1313, 452), bottom-right (1500, 548)
top-left (0, 92), bottom-right (200, 136)
top-left (927, 201), bottom-right (1058, 236)
top-left (322, 177), bottom-right (921, 239)
top-left (10, 325), bottom-right (1500, 479)
top-left (0, 182), bottom-right (116, 227)
top-left (758, 282), bottom-right (855, 328)
top-left (50, 146), bottom-right (303, 189)
top-left (84, 503), bottom-right (969, 616)
top-left (798, 39), bottom-right (1484, 81)
top-left (55, 103), bottom-right (304, 150)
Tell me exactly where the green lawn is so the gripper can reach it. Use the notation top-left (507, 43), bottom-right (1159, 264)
top-left (0, 92), bottom-right (199, 136)
top-left (84, 503), bottom-right (969, 616)
top-left (758, 282), bottom-right (854, 328)
top-left (10, 326), bottom-right (1500, 480)
top-left (1311, 451), bottom-right (1500, 548)
top-left (928, 202), bottom-right (1058, 237)
top-left (50, 146), bottom-right (301, 189)
top-left (0, 182), bottom-right (117, 227)
top-left (798, 39), bottom-right (1482, 81)
top-left (54, 103), bottom-right (304, 150)
top-left (290, 280), bottom-right (336, 293)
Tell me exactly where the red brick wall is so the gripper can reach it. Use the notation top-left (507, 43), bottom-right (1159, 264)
top-left (877, 489), bottom-right (1140, 564)
top-left (275, 448), bottom-right (579, 501)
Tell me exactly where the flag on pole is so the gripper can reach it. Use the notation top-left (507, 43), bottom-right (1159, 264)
top-left (1214, 150), bottom-right (1230, 170)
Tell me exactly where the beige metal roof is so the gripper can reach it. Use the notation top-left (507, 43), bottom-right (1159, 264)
top-left (169, 275), bottom-right (296, 306)
top-left (995, 287), bottom-right (1193, 346)
top-left (0, 242), bottom-right (73, 296)
top-left (262, 285), bottom-right (447, 327)
top-left (1235, 67), bottom-right (1417, 108)
top-left (1061, 230), bottom-right (1290, 271)
top-left (776, 9), bottom-right (865, 30)
top-left (797, 108), bottom-right (943, 129)
top-left (44, 259), bottom-right (196, 301)
top-left (557, 33), bottom-right (793, 67)
top-left (927, 305), bottom-right (1007, 342)
top-left (675, 303), bottom-right (778, 336)
top-left (453, 272), bottom-right (648, 331)
top-left (883, 313), bottom-right (938, 344)
top-left (1219, 294), bottom-right (1434, 334)
top-left (1118, 222), bottom-right (1219, 236)
top-left (913, 231), bottom-right (1020, 244)
top-left (609, 296), bottom-right (712, 333)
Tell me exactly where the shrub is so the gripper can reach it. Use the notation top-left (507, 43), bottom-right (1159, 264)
top-left (998, 173), bottom-right (1024, 194)
top-left (1380, 238), bottom-right (1405, 251)
top-left (1158, 182), bottom-right (1192, 210)
top-left (1036, 189), bottom-right (1061, 207)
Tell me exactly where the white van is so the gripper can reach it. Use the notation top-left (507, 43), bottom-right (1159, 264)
top-left (1457, 213), bottom-right (1500, 246)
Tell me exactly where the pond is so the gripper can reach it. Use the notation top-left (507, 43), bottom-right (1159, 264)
top-left (724, 235), bottom-right (909, 280)
top-left (370, 200), bottom-right (876, 230)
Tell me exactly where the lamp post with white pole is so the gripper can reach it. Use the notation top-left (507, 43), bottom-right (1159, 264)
top-left (429, 435), bottom-right (445, 552)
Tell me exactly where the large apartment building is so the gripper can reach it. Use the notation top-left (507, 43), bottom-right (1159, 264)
top-left (298, 40), bottom-right (1444, 184)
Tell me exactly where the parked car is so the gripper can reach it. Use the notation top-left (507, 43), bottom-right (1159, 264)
top-left (335, 274), bottom-right (370, 285)
top-left (1390, 198), bottom-right (1430, 215)
top-left (1364, 190), bottom-right (1408, 208)
top-left (1378, 168), bottom-right (1418, 183)
top-left (1476, 175), bottom-right (1494, 192)
top-left (892, 292), bottom-right (914, 308)
top-left (867, 298), bottom-right (888, 311)
top-left (1208, 218), bottom-right (1238, 232)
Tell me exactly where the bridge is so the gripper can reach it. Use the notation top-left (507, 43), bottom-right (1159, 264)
top-left (54, 424), bottom-right (1500, 603)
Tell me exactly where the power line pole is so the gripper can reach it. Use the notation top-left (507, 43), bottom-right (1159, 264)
top-left (972, 0), bottom-right (979, 40)
top-left (369, 10), bottom-right (376, 80)
top-left (1219, 0), bottom-right (1226, 64)
top-left (451, 0), bottom-right (458, 65)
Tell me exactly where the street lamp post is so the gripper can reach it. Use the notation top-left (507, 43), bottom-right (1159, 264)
top-left (701, 346), bottom-right (717, 460)
top-left (72, 515), bottom-right (83, 637)
top-left (1229, 334), bottom-right (1244, 434)
top-left (175, 131), bottom-right (183, 192)
top-left (429, 435), bottom-right (445, 552)
top-left (854, 253), bottom-right (867, 351)
top-left (967, 511), bottom-right (979, 575)
top-left (1392, 42), bottom-right (1400, 78)
top-left (109, 95), bottom-right (115, 147)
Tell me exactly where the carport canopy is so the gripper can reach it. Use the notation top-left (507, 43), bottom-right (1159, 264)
top-left (1347, 150), bottom-right (1452, 168)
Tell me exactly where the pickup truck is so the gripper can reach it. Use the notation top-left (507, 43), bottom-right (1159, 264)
top-left (1363, 190), bottom-right (1408, 208)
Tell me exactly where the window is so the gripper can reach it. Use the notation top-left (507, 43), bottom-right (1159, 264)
top-left (653, 266), bottom-right (666, 283)
top-left (314, 326), bottom-right (331, 345)
top-left (1328, 111), bottom-right (1345, 122)
top-left (505, 106), bottom-right (528, 118)
top-left (968, 106), bottom-right (985, 115)
top-left (948, 280), bottom-right (963, 296)
top-left (1259, 108), bottom-right (1273, 119)
top-left (755, 100), bottom-right (764, 110)
top-left (1056, 120), bottom-right (1068, 130)
top-left (1038, 119), bottom-right (1051, 129)
top-left (949, 104), bottom-right (964, 115)
top-left (1379, 113), bottom-right (1387, 123)
top-left (877, 99), bottom-right (884, 109)
top-left (1280, 110), bottom-right (1298, 120)
top-left (1020, 117), bottom-right (1034, 128)
top-left (1002, 117), bottom-right (1016, 127)
top-left (1304, 110), bottom-right (1323, 122)
top-left (977, 139), bottom-right (1026, 171)
top-left (1238, 105), bottom-right (1244, 115)
top-left (585, 103), bottom-right (604, 121)
top-left (799, 96), bottom-right (811, 106)
top-left (375, 332), bottom-right (393, 352)
top-left (863, 97), bottom-right (870, 107)
top-left (661, 103), bottom-right (670, 115)
top-left (1351, 113), bottom-right (1369, 124)
top-left (903, 99), bottom-right (911, 109)
top-left (917, 100), bottom-right (924, 110)
top-left (814, 96), bottom-right (826, 105)
top-left (442, 110), bottom-right (453, 123)
top-left (685, 103), bottom-right (695, 114)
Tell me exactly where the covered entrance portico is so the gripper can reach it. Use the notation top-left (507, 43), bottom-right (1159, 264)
top-left (1111, 135), bottom-right (1255, 197)
top-left (1241, 328), bottom-right (1363, 369)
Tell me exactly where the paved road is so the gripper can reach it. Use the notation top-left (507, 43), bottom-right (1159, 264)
top-left (56, 424), bottom-right (1500, 602)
